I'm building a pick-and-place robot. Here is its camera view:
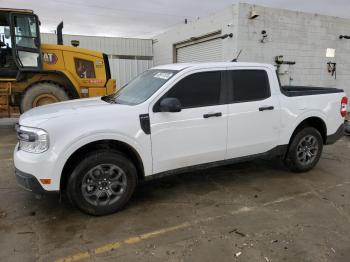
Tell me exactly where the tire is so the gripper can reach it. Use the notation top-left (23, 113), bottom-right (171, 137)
top-left (66, 150), bottom-right (138, 216)
top-left (345, 120), bottom-right (350, 136)
top-left (284, 127), bottom-right (323, 172)
top-left (20, 82), bottom-right (69, 113)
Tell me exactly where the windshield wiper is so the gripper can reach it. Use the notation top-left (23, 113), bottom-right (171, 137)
top-left (101, 95), bottom-right (117, 104)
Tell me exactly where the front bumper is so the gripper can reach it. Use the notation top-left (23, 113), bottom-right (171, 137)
top-left (14, 144), bottom-right (63, 192)
top-left (15, 168), bottom-right (48, 194)
top-left (326, 123), bottom-right (345, 145)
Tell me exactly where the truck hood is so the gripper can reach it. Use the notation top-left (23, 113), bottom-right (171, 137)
top-left (19, 97), bottom-right (110, 127)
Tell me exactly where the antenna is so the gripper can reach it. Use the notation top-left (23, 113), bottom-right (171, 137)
top-left (231, 50), bottom-right (242, 62)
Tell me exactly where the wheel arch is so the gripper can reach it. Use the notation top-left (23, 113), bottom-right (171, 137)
top-left (60, 139), bottom-right (145, 192)
top-left (288, 116), bottom-right (327, 145)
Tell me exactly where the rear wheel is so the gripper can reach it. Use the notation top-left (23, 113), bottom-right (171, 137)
top-left (20, 82), bottom-right (69, 112)
top-left (284, 127), bottom-right (323, 172)
top-left (67, 150), bottom-right (138, 216)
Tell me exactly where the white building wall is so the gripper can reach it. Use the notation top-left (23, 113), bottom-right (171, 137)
top-left (41, 33), bottom-right (153, 56)
top-left (109, 59), bottom-right (153, 87)
top-left (41, 33), bottom-right (153, 86)
top-left (153, 3), bottom-right (350, 96)
top-left (153, 6), bottom-right (239, 65)
top-left (236, 3), bottom-right (350, 93)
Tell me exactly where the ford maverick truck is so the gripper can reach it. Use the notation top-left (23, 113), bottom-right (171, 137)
top-left (14, 62), bottom-right (347, 215)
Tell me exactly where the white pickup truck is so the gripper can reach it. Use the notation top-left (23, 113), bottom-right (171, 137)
top-left (14, 62), bottom-right (347, 215)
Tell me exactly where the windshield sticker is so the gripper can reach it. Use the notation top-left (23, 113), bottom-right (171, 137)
top-left (154, 72), bottom-right (173, 80)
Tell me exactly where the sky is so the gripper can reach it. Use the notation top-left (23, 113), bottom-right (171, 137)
top-left (0, 0), bottom-right (349, 38)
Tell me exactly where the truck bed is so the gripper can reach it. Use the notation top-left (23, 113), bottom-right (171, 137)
top-left (281, 86), bottom-right (344, 97)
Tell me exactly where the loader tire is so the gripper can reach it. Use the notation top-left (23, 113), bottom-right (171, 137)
top-left (20, 82), bottom-right (69, 113)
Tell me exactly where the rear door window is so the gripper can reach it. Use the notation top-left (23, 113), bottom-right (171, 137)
top-left (229, 70), bottom-right (270, 103)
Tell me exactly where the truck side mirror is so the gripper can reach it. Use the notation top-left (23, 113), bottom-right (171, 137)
top-left (159, 97), bottom-right (182, 112)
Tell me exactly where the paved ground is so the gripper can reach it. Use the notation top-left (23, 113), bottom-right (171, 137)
top-left (0, 118), bottom-right (18, 129)
top-left (1, 127), bottom-right (350, 262)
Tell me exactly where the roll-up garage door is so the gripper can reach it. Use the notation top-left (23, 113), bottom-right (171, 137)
top-left (176, 38), bottom-right (223, 63)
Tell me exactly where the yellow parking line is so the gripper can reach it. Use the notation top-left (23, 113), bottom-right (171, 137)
top-left (55, 205), bottom-right (257, 262)
top-left (55, 222), bottom-right (191, 262)
top-left (55, 183), bottom-right (346, 262)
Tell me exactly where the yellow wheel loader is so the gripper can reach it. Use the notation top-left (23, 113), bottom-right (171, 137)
top-left (0, 8), bottom-right (116, 114)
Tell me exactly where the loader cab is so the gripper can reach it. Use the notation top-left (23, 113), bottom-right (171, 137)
top-left (0, 9), bottom-right (41, 79)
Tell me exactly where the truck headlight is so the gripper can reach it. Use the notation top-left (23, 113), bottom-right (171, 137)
top-left (16, 125), bottom-right (49, 153)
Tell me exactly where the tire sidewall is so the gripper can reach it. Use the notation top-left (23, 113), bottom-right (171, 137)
top-left (20, 82), bottom-right (69, 112)
top-left (287, 127), bottom-right (323, 172)
top-left (67, 151), bottom-right (137, 216)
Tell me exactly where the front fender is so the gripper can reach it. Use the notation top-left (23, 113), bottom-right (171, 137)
top-left (53, 131), bottom-right (152, 187)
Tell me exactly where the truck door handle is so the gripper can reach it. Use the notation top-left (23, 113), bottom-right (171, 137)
top-left (259, 106), bottom-right (274, 112)
top-left (203, 112), bottom-right (222, 118)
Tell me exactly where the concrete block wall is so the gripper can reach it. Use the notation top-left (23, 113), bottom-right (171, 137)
top-left (153, 3), bottom-right (350, 95)
top-left (236, 3), bottom-right (350, 93)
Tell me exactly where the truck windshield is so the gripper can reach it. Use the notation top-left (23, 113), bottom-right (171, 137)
top-left (104, 69), bottom-right (178, 105)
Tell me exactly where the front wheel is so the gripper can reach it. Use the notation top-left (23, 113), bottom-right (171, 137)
top-left (20, 82), bottom-right (69, 113)
top-left (284, 127), bottom-right (323, 172)
top-left (67, 150), bottom-right (138, 216)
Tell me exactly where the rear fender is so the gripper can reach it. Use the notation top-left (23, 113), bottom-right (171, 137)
top-left (280, 110), bottom-right (327, 145)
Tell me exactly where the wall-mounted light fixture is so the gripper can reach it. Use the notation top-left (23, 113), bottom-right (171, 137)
top-left (221, 33), bottom-right (233, 39)
top-left (261, 30), bottom-right (268, 43)
top-left (339, 35), bottom-right (350, 39)
top-left (249, 7), bottom-right (259, 19)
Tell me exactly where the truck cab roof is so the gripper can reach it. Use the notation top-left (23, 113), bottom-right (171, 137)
top-left (153, 62), bottom-right (276, 71)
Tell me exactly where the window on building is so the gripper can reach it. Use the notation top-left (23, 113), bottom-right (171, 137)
top-left (75, 58), bottom-right (95, 78)
top-left (229, 70), bottom-right (270, 102)
top-left (166, 71), bottom-right (222, 108)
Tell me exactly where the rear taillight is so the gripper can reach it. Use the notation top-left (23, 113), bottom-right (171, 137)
top-left (341, 96), bottom-right (348, 117)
